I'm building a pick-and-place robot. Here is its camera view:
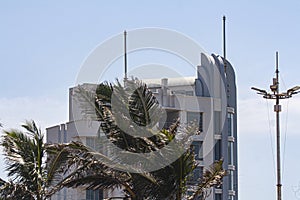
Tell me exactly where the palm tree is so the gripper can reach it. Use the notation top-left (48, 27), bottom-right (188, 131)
top-left (0, 123), bottom-right (157, 199)
top-left (0, 121), bottom-right (46, 199)
top-left (53, 79), bottom-right (225, 200)
top-left (0, 121), bottom-right (86, 199)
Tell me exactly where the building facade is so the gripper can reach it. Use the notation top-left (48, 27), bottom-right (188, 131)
top-left (46, 52), bottom-right (238, 200)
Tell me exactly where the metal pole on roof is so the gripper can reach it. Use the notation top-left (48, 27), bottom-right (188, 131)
top-left (124, 30), bottom-right (128, 82)
top-left (223, 15), bottom-right (227, 72)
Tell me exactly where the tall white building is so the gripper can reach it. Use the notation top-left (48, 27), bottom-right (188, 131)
top-left (47, 52), bottom-right (237, 200)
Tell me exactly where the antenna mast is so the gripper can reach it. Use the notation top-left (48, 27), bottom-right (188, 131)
top-left (223, 15), bottom-right (230, 102)
top-left (251, 52), bottom-right (300, 200)
top-left (124, 30), bottom-right (128, 82)
top-left (223, 15), bottom-right (227, 72)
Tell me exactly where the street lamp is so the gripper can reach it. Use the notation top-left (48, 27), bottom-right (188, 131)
top-left (251, 52), bottom-right (300, 200)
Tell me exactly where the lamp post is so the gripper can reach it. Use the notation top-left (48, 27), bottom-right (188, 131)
top-left (251, 52), bottom-right (300, 200)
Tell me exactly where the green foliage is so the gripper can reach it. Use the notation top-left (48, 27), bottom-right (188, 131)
top-left (188, 160), bottom-right (226, 200)
top-left (0, 121), bottom-right (45, 199)
top-left (0, 178), bottom-right (34, 200)
top-left (0, 121), bottom-right (83, 199)
top-left (63, 79), bottom-right (226, 200)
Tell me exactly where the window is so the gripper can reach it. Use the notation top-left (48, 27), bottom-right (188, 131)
top-left (227, 113), bottom-right (234, 137)
top-left (173, 90), bottom-right (186, 95)
top-left (215, 194), bottom-right (222, 200)
top-left (228, 142), bottom-right (234, 165)
top-left (63, 129), bottom-right (67, 143)
top-left (214, 111), bottom-right (221, 134)
top-left (86, 137), bottom-right (96, 149)
top-left (214, 139), bottom-right (222, 160)
top-left (162, 110), bottom-right (180, 129)
top-left (187, 112), bottom-right (203, 132)
top-left (228, 170), bottom-right (234, 191)
top-left (191, 141), bottom-right (203, 160)
top-left (173, 90), bottom-right (194, 96)
top-left (58, 130), bottom-right (61, 143)
top-left (185, 91), bottom-right (194, 96)
top-left (190, 166), bottom-right (203, 183)
top-left (86, 189), bottom-right (103, 200)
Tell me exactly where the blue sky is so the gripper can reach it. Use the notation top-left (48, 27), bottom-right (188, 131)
top-left (1, 1), bottom-right (300, 199)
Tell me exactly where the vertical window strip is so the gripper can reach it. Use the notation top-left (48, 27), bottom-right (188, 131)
top-left (214, 111), bottom-right (221, 134)
top-left (214, 139), bottom-right (222, 160)
top-left (227, 112), bottom-right (234, 137)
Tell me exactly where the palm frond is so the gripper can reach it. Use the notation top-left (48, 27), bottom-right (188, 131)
top-left (0, 120), bottom-right (47, 199)
top-left (188, 159), bottom-right (226, 200)
top-left (1, 130), bottom-right (36, 183)
top-left (72, 84), bottom-right (101, 121)
top-left (0, 180), bottom-right (35, 200)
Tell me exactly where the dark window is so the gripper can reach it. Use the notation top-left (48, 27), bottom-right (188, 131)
top-left (214, 139), bottom-right (222, 160)
top-left (191, 141), bottom-right (203, 160)
top-left (199, 113), bottom-right (203, 131)
top-left (227, 113), bottom-right (234, 137)
top-left (187, 112), bottom-right (203, 132)
top-left (189, 166), bottom-right (203, 183)
top-left (214, 111), bottom-right (221, 134)
top-left (215, 193), bottom-right (222, 200)
top-left (228, 142), bottom-right (234, 165)
top-left (86, 189), bottom-right (103, 200)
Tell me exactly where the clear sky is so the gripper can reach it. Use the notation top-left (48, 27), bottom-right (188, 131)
top-left (1, 1), bottom-right (300, 199)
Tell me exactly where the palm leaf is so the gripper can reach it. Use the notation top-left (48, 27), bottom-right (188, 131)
top-left (0, 120), bottom-right (47, 199)
top-left (0, 180), bottom-right (35, 200)
top-left (188, 159), bottom-right (226, 200)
